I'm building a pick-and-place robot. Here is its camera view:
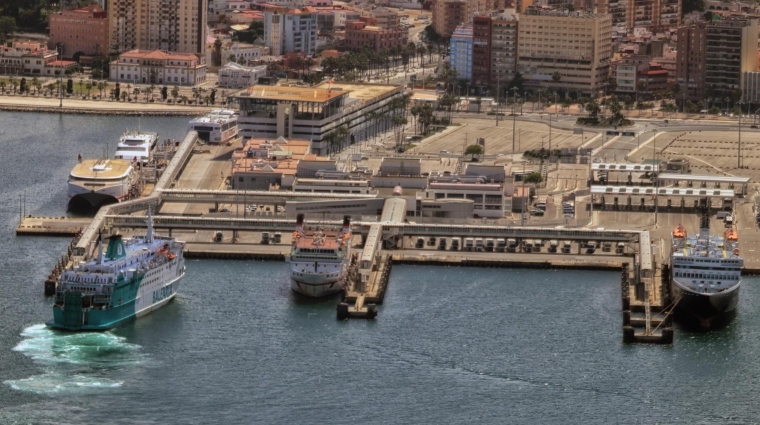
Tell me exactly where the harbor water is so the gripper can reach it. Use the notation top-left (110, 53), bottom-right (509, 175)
top-left (1, 112), bottom-right (760, 423)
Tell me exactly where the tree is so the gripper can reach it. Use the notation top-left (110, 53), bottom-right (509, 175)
top-left (465, 144), bottom-right (484, 160)
top-left (115, 82), bottom-right (121, 100)
top-left (228, 54), bottom-right (237, 64)
top-left (524, 172), bottom-right (544, 184)
top-left (19, 77), bottom-right (26, 94)
top-left (97, 81), bottom-right (106, 98)
top-left (66, 79), bottom-right (73, 95)
top-left (0, 17), bottom-right (16, 43)
top-left (212, 38), bottom-right (223, 67)
top-left (506, 72), bottom-right (524, 94)
top-left (683, 0), bottom-right (705, 14)
top-left (210, 88), bottom-right (216, 104)
top-left (85, 81), bottom-right (93, 97)
top-left (585, 101), bottom-right (600, 118)
top-left (171, 86), bottom-right (179, 102)
top-left (161, 86), bottom-right (168, 100)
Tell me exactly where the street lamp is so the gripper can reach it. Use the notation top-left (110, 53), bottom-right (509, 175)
top-left (510, 87), bottom-right (518, 155)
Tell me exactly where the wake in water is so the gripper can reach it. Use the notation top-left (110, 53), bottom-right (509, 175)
top-left (4, 324), bottom-right (145, 395)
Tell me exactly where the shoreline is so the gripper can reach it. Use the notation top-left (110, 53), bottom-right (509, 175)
top-left (0, 96), bottom-right (214, 117)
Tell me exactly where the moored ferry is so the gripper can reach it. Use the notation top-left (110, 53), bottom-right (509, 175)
top-left (67, 158), bottom-right (140, 213)
top-left (114, 130), bottom-right (158, 164)
top-left (47, 211), bottom-right (186, 331)
top-left (290, 214), bottom-right (352, 297)
top-left (670, 214), bottom-right (742, 328)
top-left (187, 109), bottom-right (238, 144)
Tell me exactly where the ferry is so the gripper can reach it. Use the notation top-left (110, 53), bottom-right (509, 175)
top-left (187, 109), bottom-right (238, 144)
top-left (114, 130), bottom-right (158, 164)
top-left (67, 158), bottom-right (140, 214)
top-left (290, 214), bottom-right (352, 297)
top-left (47, 210), bottom-right (186, 331)
top-left (670, 214), bottom-right (742, 328)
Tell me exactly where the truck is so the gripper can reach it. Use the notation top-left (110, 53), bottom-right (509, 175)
top-left (273, 232), bottom-right (282, 244)
top-left (562, 241), bottom-right (572, 253)
top-left (524, 240), bottom-right (533, 252)
top-left (464, 238), bottom-right (474, 251)
top-left (549, 240), bottom-right (558, 253)
top-left (415, 237), bottom-right (425, 248)
top-left (261, 232), bottom-right (270, 244)
top-left (451, 237), bottom-right (461, 251)
top-left (532, 240), bottom-right (541, 252)
top-left (602, 241), bottom-right (612, 252)
top-left (616, 242), bottom-right (625, 254)
top-left (475, 238), bottom-right (484, 252)
top-left (507, 239), bottom-right (517, 252)
top-left (485, 238), bottom-right (495, 252)
top-left (586, 241), bottom-right (597, 253)
top-left (438, 238), bottom-right (447, 250)
top-left (496, 238), bottom-right (506, 252)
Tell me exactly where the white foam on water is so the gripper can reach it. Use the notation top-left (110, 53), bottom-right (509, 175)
top-left (5, 324), bottom-right (144, 395)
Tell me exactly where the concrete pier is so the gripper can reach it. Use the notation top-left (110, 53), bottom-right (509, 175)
top-left (16, 216), bottom-right (91, 236)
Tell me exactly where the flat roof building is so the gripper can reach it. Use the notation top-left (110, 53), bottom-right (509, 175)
top-left (235, 83), bottom-right (404, 155)
top-left (48, 4), bottom-right (108, 58)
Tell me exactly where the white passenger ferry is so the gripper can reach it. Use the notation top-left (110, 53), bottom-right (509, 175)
top-left (290, 214), bottom-right (352, 297)
top-left (187, 109), bottom-right (238, 144)
top-left (67, 158), bottom-right (140, 213)
top-left (114, 130), bottom-right (158, 164)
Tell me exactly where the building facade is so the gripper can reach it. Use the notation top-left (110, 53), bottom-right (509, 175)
top-left (108, 0), bottom-right (208, 56)
top-left (264, 8), bottom-right (318, 55)
top-left (678, 18), bottom-right (758, 101)
top-left (490, 11), bottom-right (518, 89)
top-left (218, 62), bottom-right (268, 88)
top-left (234, 83), bottom-right (404, 155)
top-left (450, 24), bottom-right (473, 81)
top-left (48, 4), bottom-right (109, 58)
top-left (517, 8), bottom-right (612, 96)
top-left (471, 15), bottom-right (492, 90)
top-left (110, 49), bottom-right (207, 86)
top-left (0, 42), bottom-right (58, 76)
top-left (626, 0), bottom-right (681, 32)
top-left (344, 20), bottom-right (408, 52)
top-left (432, 0), bottom-right (487, 37)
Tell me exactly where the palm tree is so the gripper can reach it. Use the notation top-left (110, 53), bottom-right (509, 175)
top-left (0, 81), bottom-right (6, 94)
top-left (85, 81), bottom-right (93, 97)
top-left (78, 79), bottom-right (84, 96)
top-left (31, 77), bottom-right (39, 95)
top-left (97, 81), bottom-right (106, 98)
top-left (9, 77), bottom-right (16, 94)
top-left (171, 86), bottom-right (180, 102)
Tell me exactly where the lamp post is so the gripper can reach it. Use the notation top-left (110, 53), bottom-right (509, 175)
top-left (535, 89), bottom-right (543, 113)
top-left (520, 160), bottom-right (527, 227)
top-left (510, 87), bottom-right (518, 155)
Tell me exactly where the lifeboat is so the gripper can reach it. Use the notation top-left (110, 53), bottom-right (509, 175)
top-left (725, 228), bottom-right (738, 241)
top-left (673, 225), bottom-right (686, 238)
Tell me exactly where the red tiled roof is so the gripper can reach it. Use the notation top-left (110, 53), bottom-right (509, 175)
top-left (119, 49), bottom-right (198, 61)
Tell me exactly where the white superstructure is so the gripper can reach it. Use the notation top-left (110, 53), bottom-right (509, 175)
top-left (114, 131), bottom-right (158, 164)
top-left (187, 109), bottom-right (238, 144)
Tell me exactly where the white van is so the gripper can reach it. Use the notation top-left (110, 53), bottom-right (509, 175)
top-left (475, 238), bottom-right (484, 252)
top-left (464, 238), bottom-right (474, 251)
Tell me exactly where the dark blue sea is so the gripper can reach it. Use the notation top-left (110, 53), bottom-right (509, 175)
top-left (0, 112), bottom-right (758, 424)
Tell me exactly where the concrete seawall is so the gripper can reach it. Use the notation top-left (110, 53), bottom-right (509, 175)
top-left (0, 103), bottom-right (204, 116)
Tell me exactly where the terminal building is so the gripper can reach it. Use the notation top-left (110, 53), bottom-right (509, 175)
top-left (234, 83), bottom-right (404, 155)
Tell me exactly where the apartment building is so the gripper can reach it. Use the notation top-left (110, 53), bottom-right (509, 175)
top-left (264, 8), bottom-right (318, 55)
top-left (517, 8), bottom-right (612, 95)
top-left (676, 22), bottom-right (706, 100)
top-left (343, 4), bottom-right (401, 29)
top-left (344, 20), bottom-right (408, 52)
top-left (626, 0), bottom-right (681, 32)
top-left (490, 11), bottom-right (519, 88)
top-left (678, 18), bottom-right (758, 101)
top-left (48, 4), bottom-right (109, 58)
top-left (432, 0), bottom-right (487, 37)
top-left (472, 16), bottom-right (492, 90)
top-left (108, 0), bottom-right (208, 56)
top-left (449, 24), bottom-right (473, 81)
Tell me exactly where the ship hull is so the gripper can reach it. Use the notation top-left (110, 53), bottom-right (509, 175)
top-left (290, 277), bottom-right (344, 297)
top-left (671, 278), bottom-right (739, 328)
top-left (47, 272), bottom-right (183, 331)
top-left (290, 260), bottom-right (346, 297)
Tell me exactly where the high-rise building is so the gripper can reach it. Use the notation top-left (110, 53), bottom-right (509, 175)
top-left (108, 0), bottom-right (208, 56)
top-left (678, 18), bottom-right (758, 101)
top-left (626, 0), bottom-right (680, 32)
top-left (675, 22), bottom-right (706, 100)
top-left (449, 24), bottom-right (473, 81)
top-left (49, 4), bottom-right (109, 58)
top-left (472, 16), bottom-right (492, 91)
top-left (432, 0), bottom-right (487, 37)
top-left (517, 8), bottom-right (612, 95)
top-left (490, 11), bottom-right (518, 90)
top-left (264, 8), bottom-right (318, 56)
